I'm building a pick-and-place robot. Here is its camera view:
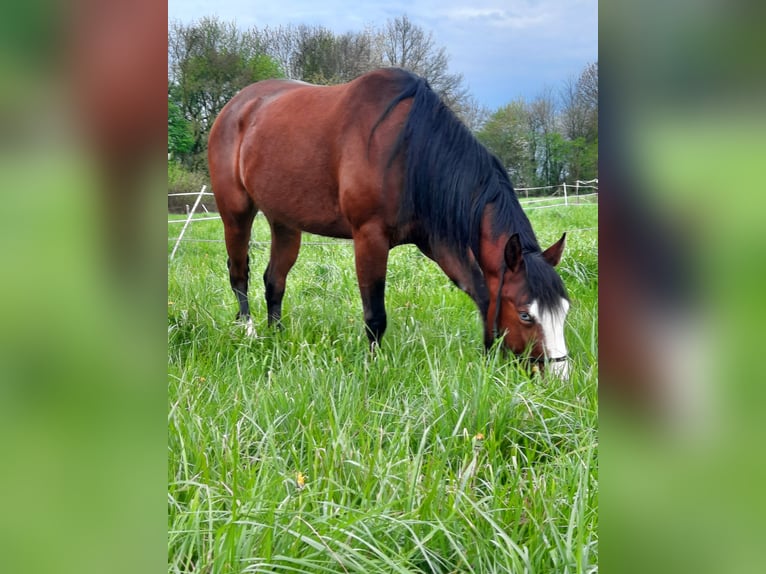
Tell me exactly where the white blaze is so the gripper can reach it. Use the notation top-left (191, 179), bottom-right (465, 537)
top-left (529, 298), bottom-right (570, 379)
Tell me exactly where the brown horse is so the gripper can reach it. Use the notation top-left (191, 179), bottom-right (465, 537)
top-left (208, 68), bottom-right (570, 376)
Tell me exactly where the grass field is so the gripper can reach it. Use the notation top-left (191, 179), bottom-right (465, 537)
top-left (168, 199), bottom-right (598, 573)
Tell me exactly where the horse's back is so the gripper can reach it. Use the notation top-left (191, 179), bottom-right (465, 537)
top-left (210, 69), bottom-right (415, 237)
top-left (208, 79), bottom-right (305, 180)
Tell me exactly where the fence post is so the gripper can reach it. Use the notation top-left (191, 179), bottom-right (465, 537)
top-left (575, 180), bottom-right (580, 204)
top-left (171, 185), bottom-right (207, 260)
top-left (563, 182), bottom-right (568, 206)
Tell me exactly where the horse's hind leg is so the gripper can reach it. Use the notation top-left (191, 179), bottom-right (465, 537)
top-left (263, 222), bottom-right (302, 327)
top-left (221, 204), bottom-right (257, 334)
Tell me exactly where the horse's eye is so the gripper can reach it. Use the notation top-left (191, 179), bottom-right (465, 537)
top-left (519, 312), bottom-right (533, 323)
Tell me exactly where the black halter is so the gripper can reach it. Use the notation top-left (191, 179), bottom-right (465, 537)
top-left (491, 254), bottom-right (569, 365)
top-left (530, 354), bottom-right (570, 364)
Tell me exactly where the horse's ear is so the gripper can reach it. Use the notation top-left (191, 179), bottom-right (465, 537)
top-left (542, 233), bottom-right (566, 267)
top-left (504, 233), bottom-right (524, 274)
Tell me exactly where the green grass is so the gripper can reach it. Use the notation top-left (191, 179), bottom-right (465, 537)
top-left (168, 203), bottom-right (597, 573)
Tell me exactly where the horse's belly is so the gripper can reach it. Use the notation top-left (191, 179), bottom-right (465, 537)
top-left (257, 194), bottom-right (353, 239)
top-left (240, 107), bottom-right (362, 239)
top-left (299, 219), bottom-right (354, 239)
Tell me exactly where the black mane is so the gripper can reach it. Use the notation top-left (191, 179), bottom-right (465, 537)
top-left (373, 68), bottom-right (568, 309)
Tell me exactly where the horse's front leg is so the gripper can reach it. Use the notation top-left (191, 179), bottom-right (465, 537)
top-left (352, 223), bottom-right (390, 350)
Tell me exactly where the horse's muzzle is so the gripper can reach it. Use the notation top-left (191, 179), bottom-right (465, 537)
top-left (547, 356), bottom-right (571, 379)
top-left (530, 355), bottom-right (571, 379)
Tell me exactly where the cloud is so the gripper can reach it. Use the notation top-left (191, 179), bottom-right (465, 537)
top-left (443, 7), bottom-right (550, 30)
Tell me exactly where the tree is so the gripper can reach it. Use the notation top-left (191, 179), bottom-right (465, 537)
top-left (255, 24), bottom-right (382, 84)
top-left (564, 136), bottom-right (598, 183)
top-left (289, 25), bottom-right (381, 84)
top-left (168, 17), bottom-right (283, 170)
top-left (478, 61), bottom-right (598, 189)
top-left (452, 93), bottom-right (489, 133)
top-left (578, 61), bottom-right (598, 142)
top-left (559, 61), bottom-right (598, 181)
top-left (254, 25), bottom-right (303, 80)
top-left (560, 62), bottom-right (597, 144)
top-left (255, 16), bottom-right (474, 123)
top-left (380, 15), bottom-right (470, 118)
top-left (560, 75), bottom-right (589, 142)
top-left (527, 88), bottom-right (558, 187)
top-left (293, 25), bottom-right (340, 84)
top-left (168, 98), bottom-right (194, 157)
top-left (476, 100), bottom-right (534, 187)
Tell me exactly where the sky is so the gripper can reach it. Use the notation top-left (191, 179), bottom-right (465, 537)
top-left (167, 0), bottom-right (597, 111)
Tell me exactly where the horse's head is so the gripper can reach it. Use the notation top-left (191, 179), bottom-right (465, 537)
top-left (486, 232), bottom-right (570, 378)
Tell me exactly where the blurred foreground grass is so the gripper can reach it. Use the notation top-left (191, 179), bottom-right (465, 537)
top-left (3, 0), bottom-right (766, 571)
top-left (0, 2), bottom-right (166, 572)
top-left (601, 1), bottom-right (766, 572)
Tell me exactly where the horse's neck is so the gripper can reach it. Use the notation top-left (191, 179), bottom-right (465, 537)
top-left (427, 207), bottom-right (510, 321)
top-left (428, 242), bottom-right (490, 320)
top-left (476, 207), bottom-right (507, 275)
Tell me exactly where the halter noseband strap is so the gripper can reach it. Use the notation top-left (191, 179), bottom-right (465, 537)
top-left (529, 354), bottom-right (570, 364)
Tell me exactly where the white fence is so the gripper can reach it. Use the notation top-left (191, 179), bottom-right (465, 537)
top-left (517, 179), bottom-right (598, 209)
top-left (169, 179), bottom-right (597, 259)
top-left (168, 186), bottom-right (216, 259)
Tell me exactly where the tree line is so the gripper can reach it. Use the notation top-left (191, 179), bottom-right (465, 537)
top-left (477, 63), bottom-right (598, 189)
top-left (168, 16), bottom-right (597, 193)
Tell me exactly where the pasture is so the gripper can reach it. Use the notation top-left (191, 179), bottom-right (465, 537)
top-left (168, 199), bottom-right (598, 573)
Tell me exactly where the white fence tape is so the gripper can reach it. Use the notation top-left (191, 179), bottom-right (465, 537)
top-left (168, 181), bottom-right (597, 253)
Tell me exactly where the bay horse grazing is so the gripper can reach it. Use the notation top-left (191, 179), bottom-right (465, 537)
top-left (208, 68), bottom-right (570, 376)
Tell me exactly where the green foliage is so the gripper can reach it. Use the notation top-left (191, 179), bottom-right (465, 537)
top-left (167, 162), bottom-right (213, 213)
top-left (295, 27), bottom-right (342, 84)
top-left (168, 17), bottom-right (285, 171)
top-left (246, 52), bottom-right (282, 81)
top-left (168, 99), bottom-right (194, 157)
top-left (540, 131), bottom-right (569, 186)
top-left (168, 204), bottom-right (598, 572)
top-left (476, 100), bottom-right (533, 186)
top-left (567, 136), bottom-right (598, 183)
